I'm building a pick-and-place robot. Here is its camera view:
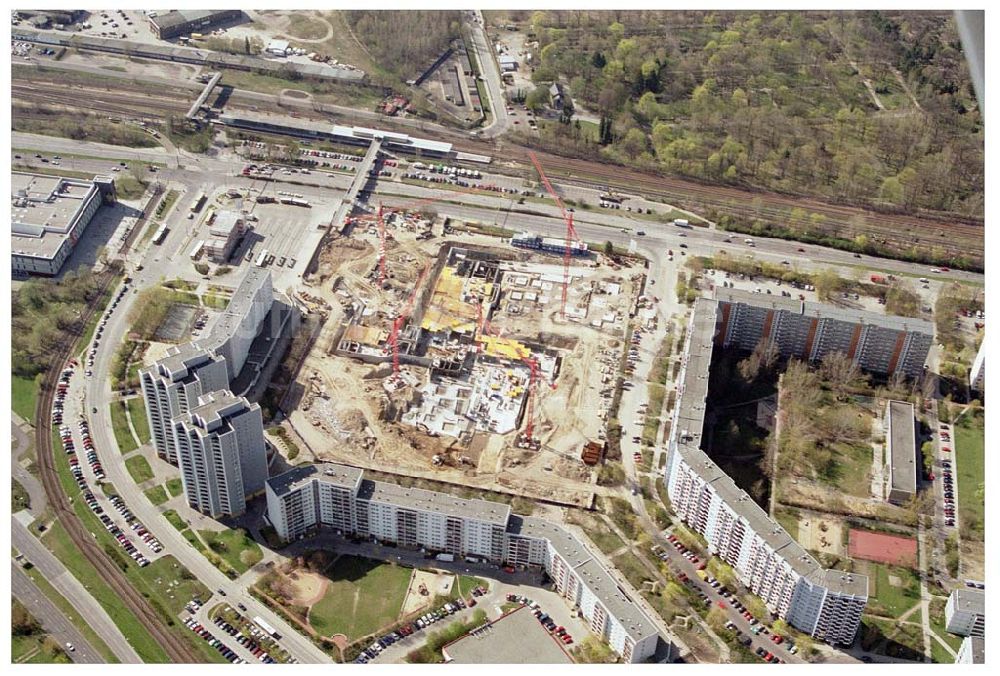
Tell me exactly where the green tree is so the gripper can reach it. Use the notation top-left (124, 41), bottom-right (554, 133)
top-left (525, 87), bottom-right (550, 112)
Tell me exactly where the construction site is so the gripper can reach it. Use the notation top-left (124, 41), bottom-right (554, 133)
top-left (284, 195), bottom-right (648, 507)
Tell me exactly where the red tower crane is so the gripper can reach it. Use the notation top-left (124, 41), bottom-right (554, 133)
top-left (528, 151), bottom-right (582, 321)
top-left (387, 264), bottom-right (429, 380)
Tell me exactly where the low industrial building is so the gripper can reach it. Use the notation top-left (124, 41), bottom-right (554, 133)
top-left (264, 462), bottom-right (661, 662)
top-left (441, 606), bottom-right (572, 664)
top-left (204, 210), bottom-right (247, 262)
top-left (946, 588), bottom-right (985, 637)
top-left (885, 400), bottom-right (917, 504)
top-left (11, 172), bottom-right (116, 276)
top-left (147, 9), bottom-right (244, 40)
top-left (955, 635), bottom-right (985, 664)
top-left (498, 54), bottom-right (518, 72)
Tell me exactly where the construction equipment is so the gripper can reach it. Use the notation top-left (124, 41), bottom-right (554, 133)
top-left (387, 264), bottom-right (429, 381)
top-left (375, 203), bottom-right (388, 287)
top-left (518, 356), bottom-right (541, 447)
top-left (528, 151), bottom-right (583, 321)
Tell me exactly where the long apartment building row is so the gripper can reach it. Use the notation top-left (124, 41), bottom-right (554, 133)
top-left (715, 289), bottom-right (933, 379)
top-left (665, 298), bottom-right (872, 646)
top-left (266, 463), bottom-right (659, 662)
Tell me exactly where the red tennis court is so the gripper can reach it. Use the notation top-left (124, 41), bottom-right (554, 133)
top-left (848, 529), bottom-right (917, 567)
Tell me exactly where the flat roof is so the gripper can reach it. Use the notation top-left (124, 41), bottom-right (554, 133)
top-left (149, 9), bottom-right (237, 31)
top-left (673, 297), bottom-right (869, 598)
top-left (209, 210), bottom-right (242, 237)
top-left (950, 587), bottom-right (985, 617)
top-left (887, 400), bottom-right (916, 493)
top-left (960, 636), bottom-right (985, 663)
top-left (443, 606), bottom-right (572, 664)
top-left (207, 267), bottom-right (271, 345)
top-left (148, 341), bottom-right (221, 380)
top-left (511, 516), bottom-right (660, 642)
top-left (357, 479), bottom-right (511, 525)
top-left (11, 172), bottom-right (100, 259)
top-left (266, 462), bottom-right (364, 498)
top-left (716, 288), bottom-right (934, 335)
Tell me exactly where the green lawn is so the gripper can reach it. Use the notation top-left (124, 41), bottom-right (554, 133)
top-left (953, 409), bottom-right (984, 540)
top-left (12, 633), bottom-right (72, 664)
top-left (144, 485), bottom-right (169, 506)
top-left (182, 529), bottom-right (208, 554)
top-left (125, 455), bottom-right (154, 484)
top-left (928, 595), bottom-right (963, 651)
top-left (166, 477), bottom-right (184, 497)
top-left (450, 575), bottom-right (488, 600)
top-left (110, 401), bottom-right (138, 453)
top-left (13, 478), bottom-right (31, 512)
top-left (199, 528), bottom-right (263, 575)
top-left (126, 397), bottom-right (150, 445)
top-left (163, 509), bottom-right (187, 531)
top-left (867, 563), bottom-right (921, 618)
top-left (12, 374), bottom-right (39, 422)
top-left (307, 556), bottom-right (412, 640)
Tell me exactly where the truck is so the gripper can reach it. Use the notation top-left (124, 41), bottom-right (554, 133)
top-left (870, 275), bottom-right (887, 284)
top-left (673, 218), bottom-right (690, 227)
top-left (435, 553), bottom-right (455, 562)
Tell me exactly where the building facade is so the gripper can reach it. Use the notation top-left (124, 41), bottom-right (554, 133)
top-left (205, 267), bottom-right (273, 380)
top-left (665, 298), bottom-right (869, 646)
top-left (139, 343), bottom-right (228, 464)
top-left (148, 9), bottom-right (244, 39)
top-left (204, 210), bottom-right (246, 262)
top-left (11, 173), bottom-right (116, 276)
top-left (265, 463), bottom-right (661, 663)
top-left (715, 289), bottom-right (933, 380)
top-left (955, 635), bottom-right (984, 664)
top-left (946, 588), bottom-right (985, 637)
top-left (171, 391), bottom-right (268, 518)
top-left (969, 341), bottom-right (985, 394)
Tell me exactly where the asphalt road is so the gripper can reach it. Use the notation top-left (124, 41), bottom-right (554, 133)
top-left (12, 517), bottom-right (142, 663)
top-left (12, 564), bottom-right (101, 664)
top-left (12, 413), bottom-right (47, 516)
top-left (469, 10), bottom-right (512, 139)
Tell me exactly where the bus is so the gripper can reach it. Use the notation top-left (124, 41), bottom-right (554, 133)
top-left (152, 224), bottom-right (168, 245)
top-left (190, 192), bottom-right (207, 213)
top-left (189, 240), bottom-right (205, 260)
top-left (253, 616), bottom-right (281, 640)
top-left (255, 249), bottom-right (269, 267)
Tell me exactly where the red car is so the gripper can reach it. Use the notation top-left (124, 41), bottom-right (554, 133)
top-left (717, 601), bottom-right (727, 609)
top-left (503, 565), bottom-right (515, 574)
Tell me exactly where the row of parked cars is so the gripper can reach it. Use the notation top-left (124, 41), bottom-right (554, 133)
top-left (665, 533), bottom-right (705, 569)
top-left (939, 424), bottom-right (956, 527)
top-left (74, 417), bottom-right (105, 481)
top-left (52, 363), bottom-right (75, 426)
top-left (87, 278), bottom-right (131, 375)
top-left (354, 597), bottom-right (472, 663)
top-left (504, 594), bottom-right (574, 645)
top-left (211, 615), bottom-right (277, 663)
top-left (184, 617), bottom-right (246, 663)
top-left (107, 493), bottom-right (163, 554)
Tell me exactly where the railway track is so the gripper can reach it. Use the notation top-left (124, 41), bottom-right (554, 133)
top-left (32, 268), bottom-right (203, 664)
top-left (12, 75), bottom-right (983, 266)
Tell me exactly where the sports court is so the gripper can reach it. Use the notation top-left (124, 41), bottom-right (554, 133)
top-left (847, 529), bottom-right (918, 567)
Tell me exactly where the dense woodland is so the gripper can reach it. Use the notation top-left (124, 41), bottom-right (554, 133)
top-left (507, 10), bottom-right (982, 218)
top-left (345, 10), bottom-right (462, 82)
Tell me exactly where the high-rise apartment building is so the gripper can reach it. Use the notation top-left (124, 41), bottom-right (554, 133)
top-left (205, 267), bottom-right (273, 381)
top-left (946, 588), bottom-right (985, 637)
top-left (139, 343), bottom-right (228, 464)
top-left (171, 391), bottom-right (268, 518)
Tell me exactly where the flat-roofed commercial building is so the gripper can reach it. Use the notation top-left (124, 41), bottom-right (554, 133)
top-left (205, 267), bottom-right (273, 380)
top-left (885, 400), bottom-right (917, 504)
top-left (264, 463), bottom-right (662, 662)
top-left (11, 172), bottom-right (116, 276)
top-left (441, 606), bottom-right (572, 664)
top-left (171, 390), bottom-right (268, 518)
top-left (204, 210), bottom-right (246, 262)
top-left (955, 635), bottom-right (984, 664)
top-left (147, 9), bottom-right (244, 39)
top-left (665, 298), bottom-right (869, 646)
top-left (946, 588), bottom-right (985, 637)
top-left (139, 343), bottom-right (228, 464)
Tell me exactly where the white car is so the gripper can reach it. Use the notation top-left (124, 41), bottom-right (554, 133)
top-left (65, 643), bottom-right (75, 652)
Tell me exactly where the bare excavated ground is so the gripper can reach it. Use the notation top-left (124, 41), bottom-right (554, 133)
top-left (285, 222), bottom-right (644, 506)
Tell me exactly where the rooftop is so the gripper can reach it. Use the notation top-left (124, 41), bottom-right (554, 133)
top-left (11, 172), bottom-right (100, 259)
top-left (266, 462), bottom-right (364, 498)
top-left (510, 516), bottom-right (661, 642)
top-left (886, 400), bottom-right (917, 493)
top-left (357, 478), bottom-right (511, 525)
top-left (442, 606), bottom-right (572, 664)
top-left (673, 297), bottom-right (869, 598)
top-left (147, 341), bottom-right (222, 381)
top-left (960, 636), bottom-right (985, 664)
top-left (148, 9), bottom-right (238, 31)
top-left (715, 288), bottom-right (934, 335)
top-left (209, 210), bottom-right (243, 238)
top-left (950, 587), bottom-right (985, 617)
top-left (207, 267), bottom-right (272, 347)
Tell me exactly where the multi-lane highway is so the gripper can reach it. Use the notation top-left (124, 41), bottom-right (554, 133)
top-left (12, 565), bottom-right (101, 664)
